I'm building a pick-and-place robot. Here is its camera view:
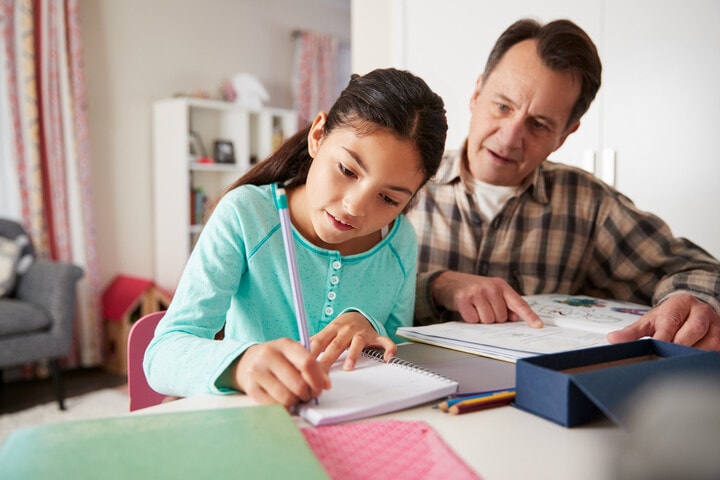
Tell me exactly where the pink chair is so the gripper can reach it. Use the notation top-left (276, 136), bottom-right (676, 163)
top-left (126, 310), bottom-right (168, 411)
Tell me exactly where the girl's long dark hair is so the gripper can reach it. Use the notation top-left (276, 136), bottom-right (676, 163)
top-left (210, 67), bottom-right (447, 215)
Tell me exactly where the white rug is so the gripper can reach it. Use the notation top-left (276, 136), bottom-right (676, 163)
top-left (0, 388), bottom-right (129, 446)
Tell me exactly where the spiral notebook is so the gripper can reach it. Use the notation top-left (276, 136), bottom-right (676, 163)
top-left (297, 349), bottom-right (459, 426)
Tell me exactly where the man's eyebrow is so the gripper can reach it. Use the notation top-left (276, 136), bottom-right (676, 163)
top-left (342, 147), bottom-right (415, 196)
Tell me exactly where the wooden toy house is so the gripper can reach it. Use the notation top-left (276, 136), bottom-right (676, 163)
top-left (102, 275), bottom-right (172, 375)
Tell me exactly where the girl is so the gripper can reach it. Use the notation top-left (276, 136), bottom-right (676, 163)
top-left (145, 68), bottom-right (447, 408)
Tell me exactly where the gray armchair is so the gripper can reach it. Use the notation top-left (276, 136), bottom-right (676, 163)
top-left (0, 218), bottom-right (83, 410)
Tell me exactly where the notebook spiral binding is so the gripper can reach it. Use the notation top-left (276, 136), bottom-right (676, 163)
top-left (362, 348), bottom-right (457, 384)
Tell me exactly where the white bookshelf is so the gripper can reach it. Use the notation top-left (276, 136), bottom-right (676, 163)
top-left (152, 97), bottom-right (297, 292)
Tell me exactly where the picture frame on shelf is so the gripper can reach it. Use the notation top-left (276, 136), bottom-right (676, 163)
top-left (189, 130), bottom-right (211, 163)
top-left (213, 140), bottom-right (235, 164)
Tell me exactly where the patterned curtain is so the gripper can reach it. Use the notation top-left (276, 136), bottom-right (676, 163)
top-left (0, 0), bottom-right (102, 369)
top-left (292, 30), bottom-right (351, 128)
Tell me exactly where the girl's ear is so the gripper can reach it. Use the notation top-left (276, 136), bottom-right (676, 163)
top-left (307, 112), bottom-right (327, 158)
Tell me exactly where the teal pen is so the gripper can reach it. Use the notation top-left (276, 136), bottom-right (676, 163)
top-left (275, 186), bottom-right (317, 404)
top-left (275, 186), bottom-right (311, 350)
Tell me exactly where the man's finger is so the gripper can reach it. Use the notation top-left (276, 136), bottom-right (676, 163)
top-left (506, 295), bottom-right (544, 328)
top-left (607, 320), bottom-right (653, 344)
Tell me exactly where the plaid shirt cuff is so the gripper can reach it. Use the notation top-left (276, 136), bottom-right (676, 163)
top-left (414, 270), bottom-right (447, 326)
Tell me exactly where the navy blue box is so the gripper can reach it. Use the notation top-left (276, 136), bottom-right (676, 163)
top-left (515, 339), bottom-right (720, 427)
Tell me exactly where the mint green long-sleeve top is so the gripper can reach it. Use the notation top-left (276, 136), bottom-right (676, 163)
top-left (144, 183), bottom-right (417, 397)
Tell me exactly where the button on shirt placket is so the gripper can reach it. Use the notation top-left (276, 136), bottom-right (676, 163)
top-left (323, 257), bottom-right (342, 321)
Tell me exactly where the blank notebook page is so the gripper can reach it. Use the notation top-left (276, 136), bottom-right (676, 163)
top-left (297, 350), bottom-right (458, 426)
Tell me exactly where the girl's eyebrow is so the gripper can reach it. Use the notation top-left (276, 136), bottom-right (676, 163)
top-left (342, 147), bottom-right (415, 197)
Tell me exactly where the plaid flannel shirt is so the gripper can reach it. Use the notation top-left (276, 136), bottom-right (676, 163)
top-left (408, 145), bottom-right (720, 325)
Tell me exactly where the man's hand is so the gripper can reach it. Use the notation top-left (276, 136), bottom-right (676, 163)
top-left (431, 271), bottom-right (543, 327)
top-left (607, 293), bottom-right (720, 350)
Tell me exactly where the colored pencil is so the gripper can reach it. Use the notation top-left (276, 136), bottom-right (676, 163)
top-left (448, 391), bottom-right (516, 415)
top-left (449, 388), bottom-right (516, 399)
top-left (452, 390), bottom-right (516, 407)
top-left (437, 389), bottom-right (516, 412)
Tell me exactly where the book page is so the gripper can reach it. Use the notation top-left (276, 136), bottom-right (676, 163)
top-left (397, 295), bottom-right (651, 363)
top-left (523, 294), bottom-right (650, 334)
top-left (398, 322), bottom-right (611, 362)
top-left (296, 352), bottom-right (458, 426)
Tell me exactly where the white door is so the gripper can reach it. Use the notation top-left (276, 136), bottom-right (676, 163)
top-left (602, 0), bottom-right (720, 258)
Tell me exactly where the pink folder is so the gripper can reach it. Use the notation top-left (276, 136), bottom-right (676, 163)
top-left (302, 419), bottom-right (480, 480)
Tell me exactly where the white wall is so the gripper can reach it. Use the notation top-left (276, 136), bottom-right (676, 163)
top-left (352, 0), bottom-right (720, 259)
top-left (79, 0), bottom-right (351, 288)
top-left (352, 0), bottom-right (603, 167)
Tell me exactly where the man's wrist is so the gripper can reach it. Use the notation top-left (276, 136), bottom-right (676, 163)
top-left (414, 270), bottom-right (448, 326)
top-left (427, 270), bottom-right (448, 311)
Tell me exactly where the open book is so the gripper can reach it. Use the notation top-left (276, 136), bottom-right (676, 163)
top-left (396, 294), bottom-right (651, 363)
top-left (296, 349), bottom-right (459, 426)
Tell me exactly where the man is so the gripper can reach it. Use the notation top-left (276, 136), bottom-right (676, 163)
top-left (408, 18), bottom-right (720, 350)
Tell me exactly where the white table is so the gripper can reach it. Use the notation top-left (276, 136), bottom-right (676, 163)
top-left (138, 344), bottom-right (625, 480)
top-left (140, 393), bottom-right (622, 480)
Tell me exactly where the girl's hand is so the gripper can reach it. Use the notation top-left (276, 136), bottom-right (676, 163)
top-left (232, 338), bottom-right (330, 408)
top-left (311, 311), bottom-right (397, 371)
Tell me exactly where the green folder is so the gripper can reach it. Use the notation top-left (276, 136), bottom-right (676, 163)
top-left (0, 405), bottom-right (329, 479)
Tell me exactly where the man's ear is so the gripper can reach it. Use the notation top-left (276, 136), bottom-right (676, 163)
top-left (555, 120), bottom-right (580, 151)
top-left (307, 112), bottom-right (328, 158)
top-left (469, 74), bottom-right (485, 112)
